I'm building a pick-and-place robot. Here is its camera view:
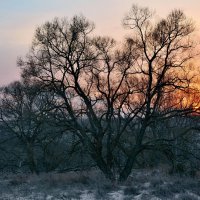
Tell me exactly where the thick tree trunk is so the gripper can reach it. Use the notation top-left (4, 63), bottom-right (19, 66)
top-left (119, 124), bottom-right (147, 182)
top-left (82, 134), bottom-right (115, 181)
top-left (90, 150), bottom-right (115, 181)
top-left (119, 148), bottom-right (139, 182)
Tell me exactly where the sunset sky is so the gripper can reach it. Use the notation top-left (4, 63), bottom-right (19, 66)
top-left (1, 0), bottom-right (200, 86)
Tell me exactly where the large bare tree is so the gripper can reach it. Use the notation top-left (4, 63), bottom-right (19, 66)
top-left (18, 6), bottom-right (198, 182)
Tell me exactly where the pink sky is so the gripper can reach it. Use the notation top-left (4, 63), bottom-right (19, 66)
top-left (1, 0), bottom-right (200, 86)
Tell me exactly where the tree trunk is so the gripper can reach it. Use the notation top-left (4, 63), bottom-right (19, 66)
top-left (90, 150), bottom-right (115, 181)
top-left (119, 124), bottom-right (147, 182)
top-left (84, 135), bottom-right (115, 181)
top-left (119, 148), bottom-right (139, 182)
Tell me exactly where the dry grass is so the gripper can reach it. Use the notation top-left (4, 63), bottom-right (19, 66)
top-left (0, 167), bottom-right (200, 199)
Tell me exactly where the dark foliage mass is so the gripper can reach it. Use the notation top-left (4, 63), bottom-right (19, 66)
top-left (0, 5), bottom-right (200, 183)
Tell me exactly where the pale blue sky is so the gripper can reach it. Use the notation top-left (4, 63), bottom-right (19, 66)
top-left (0, 0), bottom-right (200, 85)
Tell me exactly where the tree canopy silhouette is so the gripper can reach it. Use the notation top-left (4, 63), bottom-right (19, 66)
top-left (17, 5), bottom-right (199, 182)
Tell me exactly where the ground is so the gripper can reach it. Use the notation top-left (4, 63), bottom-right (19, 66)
top-left (0, 168), bottom-right (200, 199)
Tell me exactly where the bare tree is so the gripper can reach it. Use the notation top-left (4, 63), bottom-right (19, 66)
top-left (0, 81), bottom-right (54, 173)
top-left (118, 5), bottom-right (198, 181)
top-left (18, 8), bottom-right (198, 182)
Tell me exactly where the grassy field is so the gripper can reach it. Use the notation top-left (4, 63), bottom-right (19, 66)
top-left (0, 168), bottom-right (200, 199)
